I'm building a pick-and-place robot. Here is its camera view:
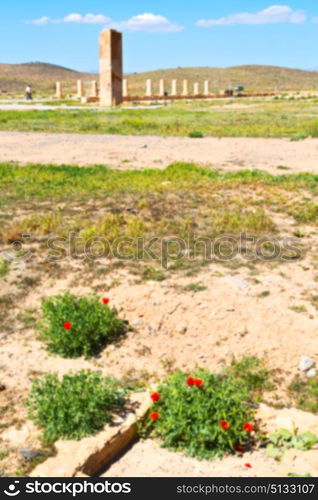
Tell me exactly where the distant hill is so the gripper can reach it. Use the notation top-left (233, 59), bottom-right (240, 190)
top-left (0, 62), bottom-right (97, 94)
top-left (1, 62), bottom-right (318, 96)
top-left (126, 65), bottom-right (318, 94)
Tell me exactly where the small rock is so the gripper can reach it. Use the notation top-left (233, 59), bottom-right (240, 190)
top-left (141, 144), bottom-right (148, 149)
top-left (176, 325), bottom-right (187, 334)
top-left (19, 449), bottom-right (43, 462)
top-left (132, 320), bottom-right (143, 327)
top-left (306, 369), bottom-right (317, 378)
top-left (0, 384), bottom-right (6, 392)
top-left (221, 276), bottom-right (249, 290)
top-left (199, 302), bottom-right (208, 309)
top-left (299, 356), bottom-right (315, 372)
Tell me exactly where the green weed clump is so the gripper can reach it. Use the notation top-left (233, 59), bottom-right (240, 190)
top-left (266, 428), bottom-right (318, 460)
top-left (0, 257), bottom-right (9, 277)
top-left (288, 376), bottom-right (318, 414)
top-left (225, 356), bottom-right (276, 401)
top-left (26, 371), bottom-right (126, 442)
top-left (143, 369), bottom-right (255, 460)
top-left (38, 292), bottom-right (126, 358)
top-left (188, 130), bottom-right (204, 138)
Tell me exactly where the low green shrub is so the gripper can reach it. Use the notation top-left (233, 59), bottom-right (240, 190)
top-left (26, 371), bottom-right (126, 442)
top-left (188, 130), bottom-right (204, 138)
top-left (143, 369), bottom-right (255, 459)
top-left (38, 292), bottom-right (127, 358)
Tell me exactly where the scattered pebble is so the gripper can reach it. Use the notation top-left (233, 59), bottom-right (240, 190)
top-left (299, 356), bottom-right (315, 372)
top-left (176, 325), bottom-right (187, 334)
top-left (19, 449), bottom-right (43, 462)
top-left (132, 320), bottom-right (143, 327)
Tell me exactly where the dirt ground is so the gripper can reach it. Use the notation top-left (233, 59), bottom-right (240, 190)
top-left (1, 130), bottom-right (318, 477)
top-left (1, 249), bottom-right (318, 476)
top-left (101, 439), bottom-right (280, 477)
top-left (0, 131), bottom-right (317, 174)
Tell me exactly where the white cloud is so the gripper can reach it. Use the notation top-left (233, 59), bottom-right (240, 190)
top-left (110, 13), bottom-right (183, 32)
top-left (62, 13), bottom-right (111, 24)
top-left (28, 13), bottom-right (111, 25)
top-left (28, 16), bottom-right (50, 25)
top-left (27, 12), bottom-right (182, 32)
top-left (197, 5), bottom-right (306, 27)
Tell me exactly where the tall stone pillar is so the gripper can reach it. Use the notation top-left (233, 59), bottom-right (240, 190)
top-left (55, 82), bottom-right (62, 99)
top-left (171, 79), bottom-right (177, 96)
top-left (99, 29), bottom-right (123, 106)
top-left (146, 79), bottom-right (153, 97)
top-left (91, 81), bottom-right (98, 98)
top-left (204, 80), bottom-right (210, 96)
top-left (194, 83), bottom-right (200, 96)
top-left (182, 80), bottom-right (188, 96)
top-left (159, 79), bottom-right (165, 96)
top-left (77, 80), bottom-right (84, 98)
top-left (123, 79), bottom-right (128, 98)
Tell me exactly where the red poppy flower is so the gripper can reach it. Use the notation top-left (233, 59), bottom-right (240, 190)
top-left (245, 463), bottom-right (252, 469)
top-left (150, 411), bottom-right (159, 420)
top-left (220, 420), bottom-right (230, 430)
top-left (150, 392), bottom-right (160, 402)
top-left (243, 422), bottom-right (254, 433)
top-left (234, 445), bottom-right (244, 453)
top-left (63, 322), bottom-right (72, 330)
top-left (186, 377), bottom-right (195, 386)
top-left (194, 378), bottom-right (203, 387)
top-left (102, 298), bottom-right (110, 304)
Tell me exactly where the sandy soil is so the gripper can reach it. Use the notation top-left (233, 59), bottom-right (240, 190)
top-left (1, 129), bottom-right (318, 477)
top-left (101, 440), bottom-right (280, 477)
top-left (0, 131), bottom-right (317, 173)
top-left (1, 248), bottom-right (318, 476)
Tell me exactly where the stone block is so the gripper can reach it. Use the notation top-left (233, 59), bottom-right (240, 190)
top-left (30, 392), bottom-right (150, 477)
top-left (99, 29), bottom-right (123, 106)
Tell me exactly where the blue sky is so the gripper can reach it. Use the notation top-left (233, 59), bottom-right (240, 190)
top-left (1, 1), bottom-right (318, 72)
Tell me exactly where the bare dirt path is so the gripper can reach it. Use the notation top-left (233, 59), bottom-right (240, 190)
top-left (0, 131), bottom-right (317, 173)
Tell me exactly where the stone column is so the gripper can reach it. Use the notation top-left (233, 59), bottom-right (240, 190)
top-left (171, 79), bottom-right (177, 96)
top-left (204, 80), bottom-right (210, 96)
top-left (99, 29), bottom-right (123, 106)
top-left (159, 79), bottom-right (165, 96)
top-left (182, 80), bottom-right (188, 96)
top-left (77, 80), bottom-right (84, 98)
top-left (55, 82), bottom-right (62, 99)
top-left (91, 81), bottom-right (98, 98)
top-left (123, 79), bottom-right (128, 97)
top-left (146, 79), bottom-right (153, 97)
top-left (194, 83), bottom-right (200, 96)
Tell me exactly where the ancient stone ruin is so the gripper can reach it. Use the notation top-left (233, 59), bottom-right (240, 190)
top-left (99, 29), bottom-right (123, 107)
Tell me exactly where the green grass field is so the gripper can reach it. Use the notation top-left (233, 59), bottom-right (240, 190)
top-left (0, 162), bottom-right (316, 275)
top-left (0, 99), bottom-right (317, 138)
